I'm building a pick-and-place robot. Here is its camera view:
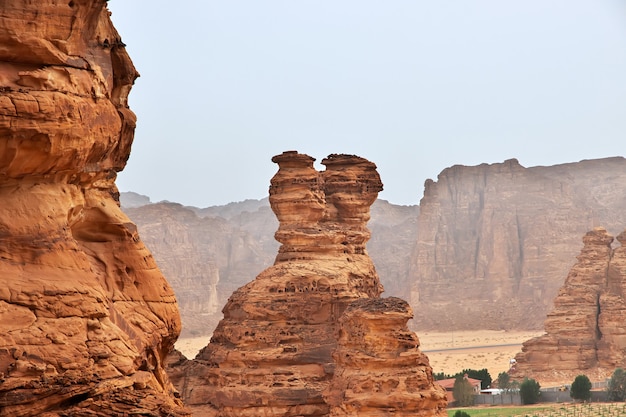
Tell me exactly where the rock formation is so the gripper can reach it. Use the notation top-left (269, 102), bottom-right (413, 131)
top-left (0, 1), bottom-right (188, 416)
top-left (122, 195), bottom-right (418, 338)
top-left (410, 157), bottom-right (626, 331)
top-left (324, 297), bottom-right (447, 416)
top-left (172, 151), bottom-right (444, 417)
top-left (511, 227), bottom-right (626, 385)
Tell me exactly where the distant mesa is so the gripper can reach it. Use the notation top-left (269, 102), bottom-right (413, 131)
top-left (168, 151), bottom-right (447, 417)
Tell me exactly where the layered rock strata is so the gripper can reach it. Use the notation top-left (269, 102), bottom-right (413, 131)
top-left (0, 1), bottom-right (188, 416)
top-left (173, 151), bottom-right (443, 417)
top-left (410, 157), bottom-right (626, 330)
top-left (512, 227), bottom-right (626, 385)
top-left (324, 297), bottom-right (447, 416)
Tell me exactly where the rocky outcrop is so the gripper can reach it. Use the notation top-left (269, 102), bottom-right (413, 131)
top-left (172, 151), bottom-right (442, 417)
top-left (410, 157), bottom-right (626, 331)
top-left (511, 227), bottom-right (626, 385)
top-left (122, 195), bottom-right (417, 338)
top-left (0, 1), bottom-right (188, 416)
top-left (324, 297), bottom-right (447, 416)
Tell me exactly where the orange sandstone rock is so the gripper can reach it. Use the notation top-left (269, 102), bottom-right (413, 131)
top-left (512, 227), bottom-right (626, 385)
top-left (0, 1), bottom-right (188, 416)
top-left (324, 297), bottom-right (447, 416)
top-left (173, 151), bottom-right (443, 416)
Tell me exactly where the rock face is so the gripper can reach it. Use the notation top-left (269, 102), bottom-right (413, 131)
top-left (172, 151), bottom-right (443, 417)
top-left (0, 1), bottom-right (188, 416)
top-left (122, 196), bottom-right (418, 338)
top-left (410, 157), bottom-right (626, 331)
top-left (511, 227), bottom-right (626, 385)
top-left (324, 297), bottom-right (447, 416)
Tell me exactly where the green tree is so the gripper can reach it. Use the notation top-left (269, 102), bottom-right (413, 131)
top-left (453, 411), bottom-right (471, 417)
top-left (608, 368), bottom-right (626, 401)
top-left (570, 374), bottom-right (592, 402)
top-left (433, 371), bottom-right (451, 381)
top-left (453, 368), bottom-right (493, 390)
top-left (497, 372), bottom-right (511, 391)
top-left (453, 375), bottom-right (475, 407)
top-left (519, 378), bottom-right (541, 405)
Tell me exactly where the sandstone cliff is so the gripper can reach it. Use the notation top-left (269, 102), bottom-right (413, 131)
top-left (0, 1), bottom-right (188, 415)
top-left (512, 227), bottom-right (626, 385)
top-left (410, 157), bottom-right (626, 330)
top-left (122, 195), bottom-right (418, 338)
top-left (170, 151), bottom-right (445, 417)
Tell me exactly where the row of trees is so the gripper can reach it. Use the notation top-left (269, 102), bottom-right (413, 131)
top-left (449, 368), bottom-right (626, 407)
top-left (506, 370), bottom-right (626, 405)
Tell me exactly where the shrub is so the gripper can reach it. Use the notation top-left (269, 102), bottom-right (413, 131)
top-left (570, 374), bottom-right (592, 402)
top-left (519, 378), bottom-right (541, 405)
top-left (608, 368), bottom-right (626, 401)
top-left (453, 411), bottom-right (471, 417)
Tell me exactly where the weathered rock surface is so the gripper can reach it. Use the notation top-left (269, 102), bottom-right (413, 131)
top-left (324, 297), bottom-right (447, 416)
top-left (0, 1), bottom-right (188, 415)
top-left (122, 195), bottom-right (417, 338)
top-left (511, 227), bottom-right (626, 385)
top-left (410, 157), bottom-right (626, 331)
top-left (171, 151), bottom-right (442, 417)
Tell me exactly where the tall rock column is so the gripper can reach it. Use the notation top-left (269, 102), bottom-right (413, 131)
top-left (512, 227), bottom-right (626, 385)
top-left (0, 1), bottom-right (188, 416)
top-left (176, 151), bottom-right (384, 417)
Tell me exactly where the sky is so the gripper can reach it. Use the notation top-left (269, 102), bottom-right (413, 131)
top-left (108, 1), bottom-right (626, 207)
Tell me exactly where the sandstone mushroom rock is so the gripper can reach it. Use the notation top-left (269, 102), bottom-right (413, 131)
top-left (174, 151), bottom-right (444, 416)
top-left (0, 1), bottom-right (188, 416)
top-left (512, 227), bottom-right (626, 385)
top-left (324, 297), bottom-right (447, 416)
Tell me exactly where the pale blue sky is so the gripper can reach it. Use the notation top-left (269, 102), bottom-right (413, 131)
top-left (109, 1), bottom-right (626, 207)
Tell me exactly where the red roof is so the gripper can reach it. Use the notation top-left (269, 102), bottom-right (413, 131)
top-left (436, 377), bottom-right (482, 390)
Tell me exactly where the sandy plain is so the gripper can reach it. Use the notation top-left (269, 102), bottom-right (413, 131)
top-left (174, 329), bottom-right (544, 379)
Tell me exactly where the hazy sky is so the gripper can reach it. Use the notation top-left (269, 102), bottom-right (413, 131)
top-left (108, 1), bottom-right (626, 207)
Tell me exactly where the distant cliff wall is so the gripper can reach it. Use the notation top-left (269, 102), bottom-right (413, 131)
top-left (409, 157), bottom-right (626, 330)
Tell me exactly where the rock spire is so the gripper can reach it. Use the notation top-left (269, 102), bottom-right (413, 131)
top-left (173, 151), bottom-right (445, 417)
top-left (512, 227), bottom-right (626, 385)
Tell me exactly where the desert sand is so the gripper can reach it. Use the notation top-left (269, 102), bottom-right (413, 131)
top-left (418, 330), bottom-right (543, 378)
top-left (174, 329), bottom-right (543, 380)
